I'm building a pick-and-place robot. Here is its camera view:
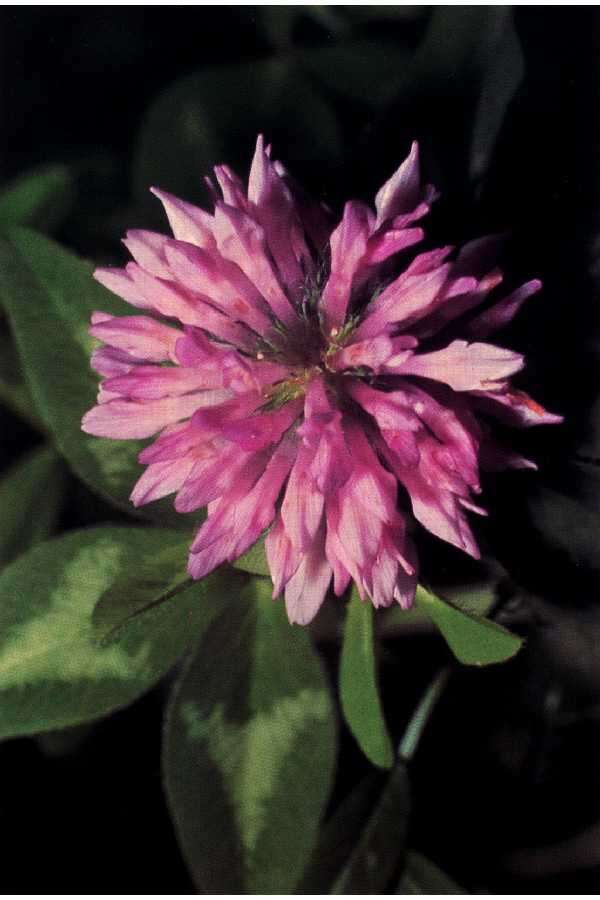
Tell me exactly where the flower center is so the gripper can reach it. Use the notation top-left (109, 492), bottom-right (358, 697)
top-left (254, 275), bottom-right (365, 409)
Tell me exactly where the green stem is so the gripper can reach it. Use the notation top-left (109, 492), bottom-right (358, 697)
top-left (398, 667), bottom-right (451, 762)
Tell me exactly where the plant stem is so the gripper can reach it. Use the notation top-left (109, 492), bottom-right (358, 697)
top-left (398, 667), bottom-right (451, 763)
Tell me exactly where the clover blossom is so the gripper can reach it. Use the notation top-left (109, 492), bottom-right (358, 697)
top-left (82, 137), bottom-right (561, 624)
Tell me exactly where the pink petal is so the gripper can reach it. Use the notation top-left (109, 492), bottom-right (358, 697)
top-left (82, 389), bottom-right (229, 439)
top-left (188, 439), bottom-right (296, 578)
top-left (393, 339), bottom-right (524, 391)
top-left (412, 269), bottom-right (504, 339)
top-left (320, 200), bottom-right (373, 331)
top-left (349, 383), bottom-right (421, 467)
top-left (122, 230), bottom-right (172, 280)
top-left (248, 134), bottom-right (310, 290)
top-left (284, 536), bottom-right (332, 625)
top-left (465, 279), bottom-right (542, 339)
top-left (94, 267), bottom-right (153, 310)
top-left (393, 538), bottom-right (418, 609)
top-left (150, 187), bottom-right (216, 249)
top-left (163, 239), bottom-right (273, 335)
top-left (273, 158), bottom-right (333, 252)
top-left (90, 345), bottom-right (142, 377)
top-left (213, 202), bottom-right (298, 327)
top-left (297, 378), bottom-right (353, 494)
top-left (329, 335), bottom-right (394, 373)
top-left (138, 419), bottom-right (204, 464)
top-left (220, 399), bottom-right (302, 451)
top-left (355, 263), bottom-right (451, 340)
top-left (89, 314), bottom-right (182, 362)
top-left (130, 455), bottom-right (197, 507)
top-left (364, 226), bottom-right (424, 266)
top-left (174, 328), bottom-right (287, 392)
top-left (104, 365), bottom-right (225, 400)
top-left (125, 264), bottom-right (204, 325)
top-left (213, 164), bottom-right (249, 210)
top-left (405, 474), bottom-right (480, 558)
top-left (470, 388), bottom-right (563, 427)
top-left (281, 445), bottom-right (325, 551)
top-left (127, 263), bottom-right (256, 350)
top-left (374, 141), bottom-right (422, 227)
top-left (265, 515), bottom-right (302, 596)
top-left (175, 444), bottom-right (268, 512)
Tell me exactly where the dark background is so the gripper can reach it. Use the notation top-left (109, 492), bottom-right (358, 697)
top-left (2, 6), bottom-right (600, 893)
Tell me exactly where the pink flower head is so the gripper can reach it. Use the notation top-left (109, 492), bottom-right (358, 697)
top-left (83, 136), bottom-right (561, 625)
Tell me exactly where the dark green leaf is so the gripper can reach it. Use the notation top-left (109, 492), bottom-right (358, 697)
top-left (528, 483), bottom-right (600, 573)
top-left (340, 590), bottom-right (394, 769)
top-left (378, 565), bottom-right (498, 637)
top-left (0, 526), bottom-right (233, 738)
top-left (133, 60), bottom-right (341, 223)
top-left (469, 10), bottom-right (524, 185)
top-left (0, 332), bottom-right (43, 430)
top-left (299, 774), bottom-right (382, 892)
top-left (91, 542), bottom-right (190, 642)
top-left (301, 40), bottom-right (412, 108)
top-left (397, 851), bottom-right (463, 894)
top-left (163, 576), bottom-right (336, 893)
top-left (333, 759), bottom-right (410, 893)
top-left (0, 228), bottom-right (185, 525)
top-left (333, 6), bottom-right (427, 25)
top-left (444, 576), bottom-right (498, 617)
top-left (232, 536), bottom-right (269, 577)
top-left (0, 445), bottom-right (66, 568)
top-left (259, 8), bottom-right (300, 50)
top-left (415, 585), bottom-right (523, 666)
top-left (0, 164), bottom-right (74, 231)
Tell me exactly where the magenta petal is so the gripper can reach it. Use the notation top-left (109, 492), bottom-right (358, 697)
top-left (82, 390), bottom-right (230, 439)
top-left (320, 200), bottom-right (373, 331)
top-left (220, 400), bottom-right (302, 451)
top-left (393, 340), bottom-right (524, 391)
top-left (175, 445), bottom-right (268, 512)
top-left (284, 535), bottom-right (332, 625)
top-left (465, 279), bottom-right (542, 339)
top-left (213, 163), bottom-right (249, 210)
top-left (94, 267), bottom-right (154, 310)
top-left (248, 134), bottom-right (310, 290)
top-left (394, 539), bottom-right (418, 609)
top-left (122, 230), bottom-right (172, 280)
top-left (329, 335), bottom-right (394, 373)
top-left (104, 365), bottom-right (225, 400)
top-left (164, 239), bottom-right (273, 335)
top-left (213, 202), bottom-right (298, 327)
top-left (364, 226), bottom-right (424, 266)
top-left (91, 346), bottom-right (142, 377)
top-left (355, 263), bottom-right (451, 340)
top-left (150, 187), bottom-right (216, 249)
top-left (89, 314), bottom-right (182, 362)
top-left (265, 515), bottom-right (302, 597)
top-left (374, 141), bottom-right (422, 227)
top-left (130, 456), bottom-right (197, 507)
top-left (402, 470), bottom-right (480, 559)
top-left (187, 439), bottom-right (296, 578)
top-left (470, 388), bottom-right (563, 427)
top-left (281, 445), bottom-right (325, 550)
